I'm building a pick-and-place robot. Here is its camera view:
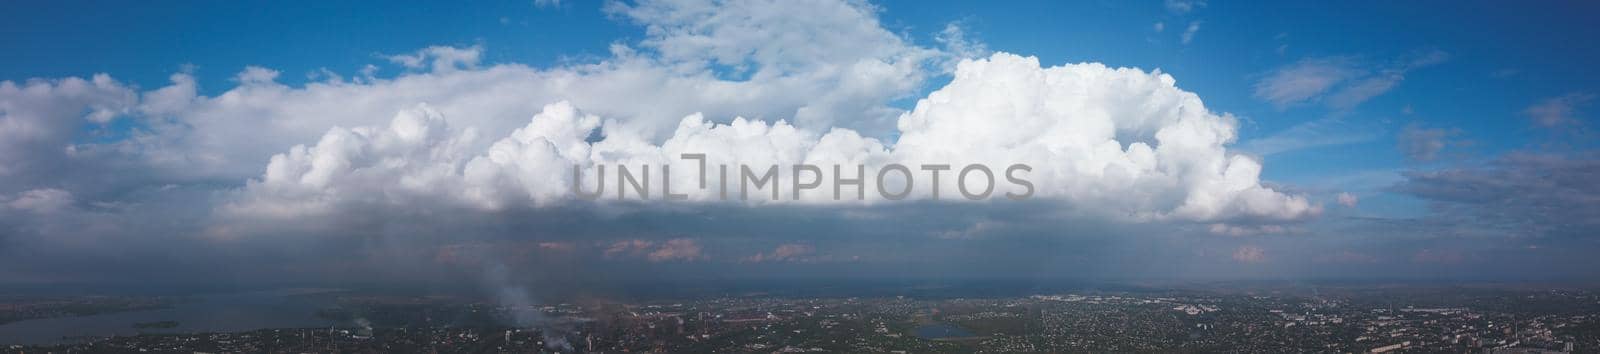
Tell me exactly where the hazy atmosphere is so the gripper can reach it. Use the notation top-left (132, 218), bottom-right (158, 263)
top-left (3, 0), bottom-right (1599, 296)
top-left (7, 1), bottom-right (1600, 352)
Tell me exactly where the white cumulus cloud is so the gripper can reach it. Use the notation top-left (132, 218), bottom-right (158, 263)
top-left (229, 53), bottom-right (1319, 224)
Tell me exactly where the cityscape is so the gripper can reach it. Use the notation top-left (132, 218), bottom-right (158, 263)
top-left (3, 285), bottom-right (1596, 353)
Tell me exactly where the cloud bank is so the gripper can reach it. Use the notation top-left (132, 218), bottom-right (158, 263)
top-left (0, 0), bottom-right (1344, 287)
top-left (227, 53), bottom-right (1317, 225)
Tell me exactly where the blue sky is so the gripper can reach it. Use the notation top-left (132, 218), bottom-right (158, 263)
top-left (6, 1), bottom-right (1591, 181)
top-left (1, 0), bottom-right (1598, 289)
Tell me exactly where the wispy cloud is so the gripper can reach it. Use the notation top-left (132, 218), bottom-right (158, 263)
top-left (1524, 93), bottom-right (1594, 128)
top-left (1394, 153), bottom-right (1600, 239)
top-left (1253, 57), bottom-right (1360, 108)
top-left (1164, 0), bottom-right (1206, 14)
top-left (1181, 21), bottom-right (1202, 44)
top-left (1397, 123), bottom-right (1461, 162)
top-left (1254, 50), bottom-right (1448, 110)
top-left (1240, 117), bottom-right (1384, 156)
top-left (1336, 192), bottom-right (1359, 208)
top-left (1326, 73), bottom-right (1402, 109)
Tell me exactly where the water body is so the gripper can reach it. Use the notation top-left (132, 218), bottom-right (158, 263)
top-left (0, 289), bottom-right (343, 345)
top-left (914, 323), bottom-right (976, 339)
